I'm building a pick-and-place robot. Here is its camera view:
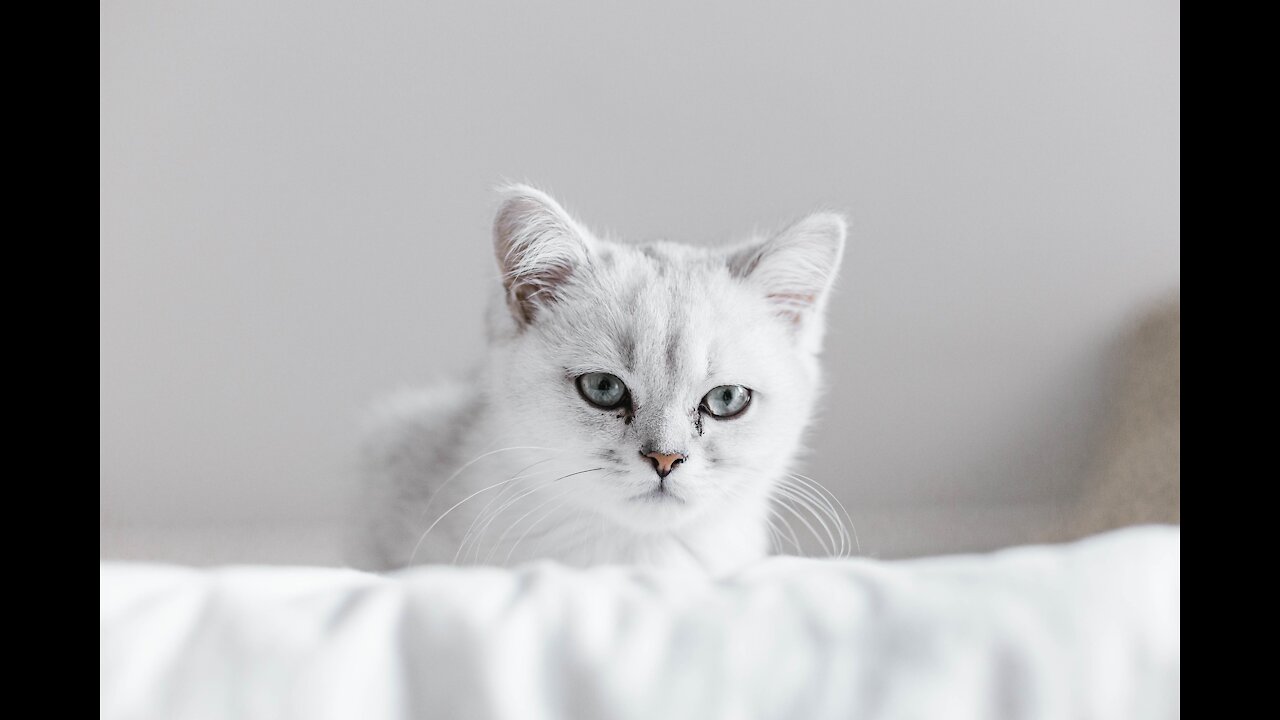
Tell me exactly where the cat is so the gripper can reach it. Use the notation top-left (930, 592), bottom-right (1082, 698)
top-left (352, 185), bottom-right (849, 575)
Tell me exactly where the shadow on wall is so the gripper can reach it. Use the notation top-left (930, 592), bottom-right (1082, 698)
top-left (1051, 295), bottom-right (1180, 541)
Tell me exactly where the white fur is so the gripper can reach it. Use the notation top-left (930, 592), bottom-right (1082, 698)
top-left (352, 186), bottom-right (846, 575)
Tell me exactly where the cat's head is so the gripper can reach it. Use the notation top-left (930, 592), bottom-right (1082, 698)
top-left (484, 185), bottom-right (845, 533)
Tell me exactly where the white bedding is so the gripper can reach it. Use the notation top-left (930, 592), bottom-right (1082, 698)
top-left (100, 526), bottom-right (1179, 720)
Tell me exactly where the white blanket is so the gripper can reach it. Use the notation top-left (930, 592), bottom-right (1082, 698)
top-left (100, 526), bottom-right (1179, 720)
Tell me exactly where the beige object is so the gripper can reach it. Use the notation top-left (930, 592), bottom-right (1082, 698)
top-left (1066, 297), bottom-right (1180, 538)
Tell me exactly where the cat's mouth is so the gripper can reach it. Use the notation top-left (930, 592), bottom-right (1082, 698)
top-left (629, 486), bottom-right (686, 504)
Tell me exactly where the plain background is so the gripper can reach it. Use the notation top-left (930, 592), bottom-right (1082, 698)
top-left (100, 0), bottom-right (1179, 563)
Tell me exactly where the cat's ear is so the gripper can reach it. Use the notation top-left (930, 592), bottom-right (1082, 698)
top-left (728, 212), bottom-right (847, 349)
top-left (493, 185), bottom-right (594, 327)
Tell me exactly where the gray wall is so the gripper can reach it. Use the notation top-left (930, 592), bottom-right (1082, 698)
top-left (100, 0), bottom-right (1179, 561)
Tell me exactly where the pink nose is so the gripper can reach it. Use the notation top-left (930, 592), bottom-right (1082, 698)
top-left (643, 451), bottom-right (687, 478)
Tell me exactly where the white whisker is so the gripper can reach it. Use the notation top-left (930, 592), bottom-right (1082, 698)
top-left (409, 473), bottom-right (530, 565)
top-left (455, 459), bottom-right (558, 563)
top-left (785, 475), bottom-right (848, 556)
top-left (504, 495), bottom-right (573, 565)
top-left (415, 445), bottom-right (562, 523)
top-left (484, 467), bottom-right (604, 565)
top-left (465, 479), bottom-right (560, 564)
top-left (789, 472), bottom-right (859, 556)
top-left (493, 486), bottom-right (577, 564)
top-left (765, 506), bottom-right (803, 554)
top-left (773, 484), bottom-right (836, 556)
top-left (778, 479), bottom-right (843, 556)
top-left (764, 522), bottom-right (783, 554)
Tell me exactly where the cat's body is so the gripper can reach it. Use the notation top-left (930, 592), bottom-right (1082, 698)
top-left (353, 187), bottom-right (846, 575)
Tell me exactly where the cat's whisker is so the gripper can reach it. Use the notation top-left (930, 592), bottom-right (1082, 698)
top-left (774, 483), bottom-right (830, 553)
top-left (409, 473), bottom-right (535, 565)
top-left (779, 477), bottom-right (845, 557)
top-left (465, 478), bottom-right (563, 564)
top-left (455, 466), bottom-right (606, 565)
top-left (416, 445), bottom-right (563, 522)
top-left (494, 486), bottom-right (578, 565)
top-left (503, 493), bottom-right (579, 565)
top-left (784, 474), bottom-right (849, 557)
top-left (486, 467), bottom-right (605, 564)
top-left (764, 506), bottom-right (803, 554)
top-left (780, 474), bottom-right (851, 557)
top-left (788, 472), bottom-right (859, 557)
top-left (794, 472), bottom-right (859, 557)
top-left (772, 484), bottom-right (836, 557)
top-left (534, 504), bottom-right (593, 561)
top-left (764, 521), bottom-right (783, 555)
top-left (461, 489), bottom-right (530, 564)
top-left (552, 467), bottom-right (607, 482)
top-left (537, 476), bottom-right (629, 562)
top-left (455, 459), bottom-right (558, 562)
top-left (457, 479), bottom-right (548, 565)
top-left (457, 475), bottom-right (531, 562)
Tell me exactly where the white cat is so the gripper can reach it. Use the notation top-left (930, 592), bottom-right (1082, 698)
top-left (353, 185), bottom-right (849, 575)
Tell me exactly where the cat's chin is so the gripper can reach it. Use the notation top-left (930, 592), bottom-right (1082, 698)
top-left (627, 486), bottom-right (687, 505)
top-left (591, 487), bottom-right (703, 533)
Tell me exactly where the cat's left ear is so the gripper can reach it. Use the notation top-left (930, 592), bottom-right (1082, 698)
top-left (728, 212), bottom-right (847, 351)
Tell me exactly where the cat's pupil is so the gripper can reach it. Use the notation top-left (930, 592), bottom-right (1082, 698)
top-left (702, 384), bottom-right (751, 418)
top-left (577, 372), bottom-right (628, 409)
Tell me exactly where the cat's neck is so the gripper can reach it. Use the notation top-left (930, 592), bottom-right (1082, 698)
top-left (547, 499), bottom-right (772, 574)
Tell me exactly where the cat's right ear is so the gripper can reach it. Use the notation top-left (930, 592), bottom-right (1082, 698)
top-left (493, 185), bottom-right (593, 327)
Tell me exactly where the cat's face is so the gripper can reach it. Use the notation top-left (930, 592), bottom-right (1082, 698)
top-left (485, 187), bottom-right (845, 532)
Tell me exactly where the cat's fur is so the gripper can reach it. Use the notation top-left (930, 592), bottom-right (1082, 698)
top-left (353, 186), bottom-right (846, 575)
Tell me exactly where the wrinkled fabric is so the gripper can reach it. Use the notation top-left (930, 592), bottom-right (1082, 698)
top-left (101, 526), bottom-right (1179, 720)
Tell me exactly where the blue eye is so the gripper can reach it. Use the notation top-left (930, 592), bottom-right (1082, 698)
top-left (702, 385), bottom-right (751, 418)
top-left (577, 372), bottom-right (628, 409)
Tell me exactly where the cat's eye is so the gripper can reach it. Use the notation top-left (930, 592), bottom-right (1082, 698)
top-left (702, 385), bottom-right (752, 418)
top-left (576, 372), bottom-right (629, 409)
